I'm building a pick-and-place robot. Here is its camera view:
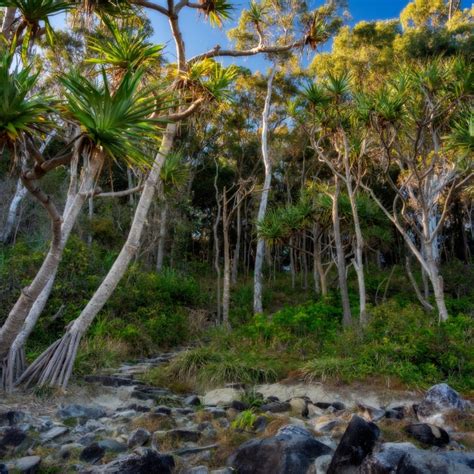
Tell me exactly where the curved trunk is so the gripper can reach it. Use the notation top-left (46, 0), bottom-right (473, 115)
top-left (253, 65), bottom-right (276, 314)
top-left (19, 124), bottom-right (176, 389)
top-left (1, 179), bottom-right (27, 244)
top-left (0, 153), bottom-right (104, 358)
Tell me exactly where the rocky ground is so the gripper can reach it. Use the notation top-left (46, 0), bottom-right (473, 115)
top-left (0, 350), bottom-right (473, 473)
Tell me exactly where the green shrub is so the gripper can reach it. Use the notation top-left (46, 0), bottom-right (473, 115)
top-left (232, 410), bottom-right (259, 431)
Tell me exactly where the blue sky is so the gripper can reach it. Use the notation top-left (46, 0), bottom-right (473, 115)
top-left (52, 0), bottom-right (469, 72)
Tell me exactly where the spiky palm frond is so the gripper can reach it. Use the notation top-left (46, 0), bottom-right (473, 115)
top-left (301, 82), bottom-right (330, 109)
top-left (247, 0), bottom-right (266, 24)
top-left (60, 69), bottom-right (162, 167)
top-left (87, 17), bottom-right (163, 73)
top-left (446, 111), bottom-right (474, 154)
top-left (371, 87), bottom-right (406, 125)
top-left (199, 0), bottom-right (234, 28)
top-left (0, 49), bottom-right (55, 146)
top-left (160, 151), bottom-right (189, 194)
top-left (78, 0), bottom-right (131, 16)
top-left (257, 209), bottom-right (288, 244)
top-left (0, 0), bottom-right (72, 61)
top-left (324, 72), bottom-right (351, 103)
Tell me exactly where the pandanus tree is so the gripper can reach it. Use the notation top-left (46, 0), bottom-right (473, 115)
top-left (297, 72), bottom-right (369, 326)
top-left (359, 58), bottom-right (473, 322)
top-left (13, 69), bottom-right (164, 389)
top-left (18, 0), bottom-right (341, 389)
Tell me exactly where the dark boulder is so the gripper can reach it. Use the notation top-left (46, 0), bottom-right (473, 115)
top-left (327, 415), bottom-right (380, 474)
top-left (99, 449), bottom-right (175, 474)
top-left (230, 400), bottom-right (250, 411)
top-left (416, 383), bottom-right (469, 421)
top-left (0, 411), bottom-right (26, 427)
top-left (404, 423), bottom-right (450, 447)
top-left (184, 395), bottom-right (201, 406)
top-left (360, 442), bottom-right (417, 473)
top-left (260, 401), bottom-right (291, 413)
top-left (396, 449), bottom-right (474, 474)
top-left (227, 424), bottom-right (332, 474)
top-left (80, 442), bottom-right (105, 464)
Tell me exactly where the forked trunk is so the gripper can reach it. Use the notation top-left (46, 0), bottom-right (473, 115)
top-left (18, 124), bottom-right (177, 389)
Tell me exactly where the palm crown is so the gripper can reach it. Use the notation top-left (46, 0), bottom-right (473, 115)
top-left (60, 69), bottom-right (162, 167)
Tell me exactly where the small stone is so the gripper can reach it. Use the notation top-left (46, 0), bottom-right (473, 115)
top-left (184, 395), bottom-right (201, 406)
top-left (126, 404), bottom-right (151, 413)
top-left (0, 411), bottom-right (26, 427)
top-left (58, 443), bottom-right (82, 460)
top-left (155, 406), bottom-right (172, 415)
top-left (405, 423), bottom-right (450, 447)
top-left (265, 396), bottom-right (280, 402)
top-left (57, 404), bottom-right (106, 420)
top-left (40, 426), bottom-right (68, 442)
top-left (14, 455), bottom-right (41, 474)
top-left (186, 466), bottom-right (209, 474)
top-left (357, 403), bottom-right (386, 422)
top-left (307, 403), bottom-right (324, 418)
top-left (98, 448), bottom-right (175, 473)
top-left (205, 407), bottom-right (227, 419)
top-left (230, 400), bottom-right (249, 411)
top-left (260, 401), bottom-right (291, 413)
top-left (1, 427), bottom-right (27, 447)
top-left (331, 402), bottom-right (346, 411)
top-left (289, 398), bottom-right (308, 417)
top-left (203, 388), bottom-right (242, 406)
top-left (80, 442), bottom-right (105, 464)
top-left (385, 407), bottom-right (405, 419)
top-left (97, 438), bottom-right (127, 452)
top-left (167, 429), bottom-right (201, 442)
top-left (128, 428), bottom-right (151, 448)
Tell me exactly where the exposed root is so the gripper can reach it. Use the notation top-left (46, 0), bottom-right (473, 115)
top-left (17, 330), bottom-right (82, 389)
top-left (1, 345), bottom-right (27, 392)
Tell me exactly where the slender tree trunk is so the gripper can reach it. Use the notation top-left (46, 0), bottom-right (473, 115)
top-left (222, 187), bottom-right (231, 328)
top-left (1, 177), bottom-right (28, 244)
top-left (231, 197), bottom-right (241, 284)
top-left (0, 150), bottom-right (101, 364)
top-left (332, 178), bottom-right (352, 327)
top-left (156, 201), bottom-right (168, 272)
top-left (405, 256), bottom-right (434, 312)
top-left (253, 64), bottom-right (276, 314)
top-left (212, 161), bottom-right (222, 323)
top-left (424, 240), bottom-right (448, 322)
top-left (341, 136), bottom-right (367, 325)
top-left (312, 224), bottom-right (321, 295)
top-left (18, 124), bottom-right (177, 389)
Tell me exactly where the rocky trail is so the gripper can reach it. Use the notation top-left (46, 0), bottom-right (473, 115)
top-left (0, 350), bottom-right (473, 473)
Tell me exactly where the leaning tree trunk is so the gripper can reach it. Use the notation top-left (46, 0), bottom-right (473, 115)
top-left (0, 150), bottom-right (102, 379)
top-left (253, 65), bottom-right (276, 314)
top-left (18, 124), bottom-right (177, 389)
top-left (332, 177), bottom-right (352, 327)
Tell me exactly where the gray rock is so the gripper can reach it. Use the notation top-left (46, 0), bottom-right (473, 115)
top-left (127, 428), bottom-right (150, 448)
top-left (397, 449), bottom-right (474, 474)
top-left (0, 411), bottom-right (26, 427)
top-left (260, 401), bottom-right (291, 413)
top-left (97, 438), bottom-right (127, 453)
top-left (327, 415), bottom-right (380, 474)
top-left (357, 403), bottom-right (386, 422)
top-left (314, 454), bottom-right (332, 474)
top-left (184, 395), bottom-right (201, 406)
top-left (80, 442), bottom-right (105, 464)
top-left (57, 404), bottom-right (106, 420)
top-left (40, 426), bottom-right (68, 442)
top-left (155, 406), bottom-right (172, 415)
top-left (0, 427), bottom-right (27, 448)
top-left (204, 407), bottom-right (227, 418)
top-left (167, 429), bottom-right (201, 442)
top-left (84, 375), bottom-right (143, 387)
top-left (210, 469), bottom-right (233, 474)
top-left (58, 442), bottom-right (83, 460)
top-left (230, 400), bottom-right (249, 411)
top-left (185, 466), bottom-right (209, 474)
top-left (13, 456), bottom-right (41, 474)
top-left (227, 424), bottom-right (332, 474)
top-left (93, 448), bottom-right (175, 473)
top-left (361, 442), bottom-right (418, 473)
top-left (405, 423), bottom-right (450, 447)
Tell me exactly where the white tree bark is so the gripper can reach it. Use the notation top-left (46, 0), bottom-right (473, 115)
top-left (332, 177), bottom-right (352, 326)
top-left (253, 64), bottom-right (276, 314)
top-left (0, 150), bottom-right (102, 361)
top-left (156, 201), bottom-right (168, 272)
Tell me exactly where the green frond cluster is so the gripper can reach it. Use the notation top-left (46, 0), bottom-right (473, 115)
top-left (60, 69), bottom-right (161, 167)
top-left (199, 0), bottom-right (234, 28)
top-left (160, 151), bottom-right (189, 193)
top-left (87, 17), bottom-right (163, 73)
top-left (0, 49), bottom-right (55, 145)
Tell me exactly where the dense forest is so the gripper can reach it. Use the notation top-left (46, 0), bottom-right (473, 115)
top-left (1, 0), bottom-right (473, 390)
top-left (0, 0), bottom-right (473, 471)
